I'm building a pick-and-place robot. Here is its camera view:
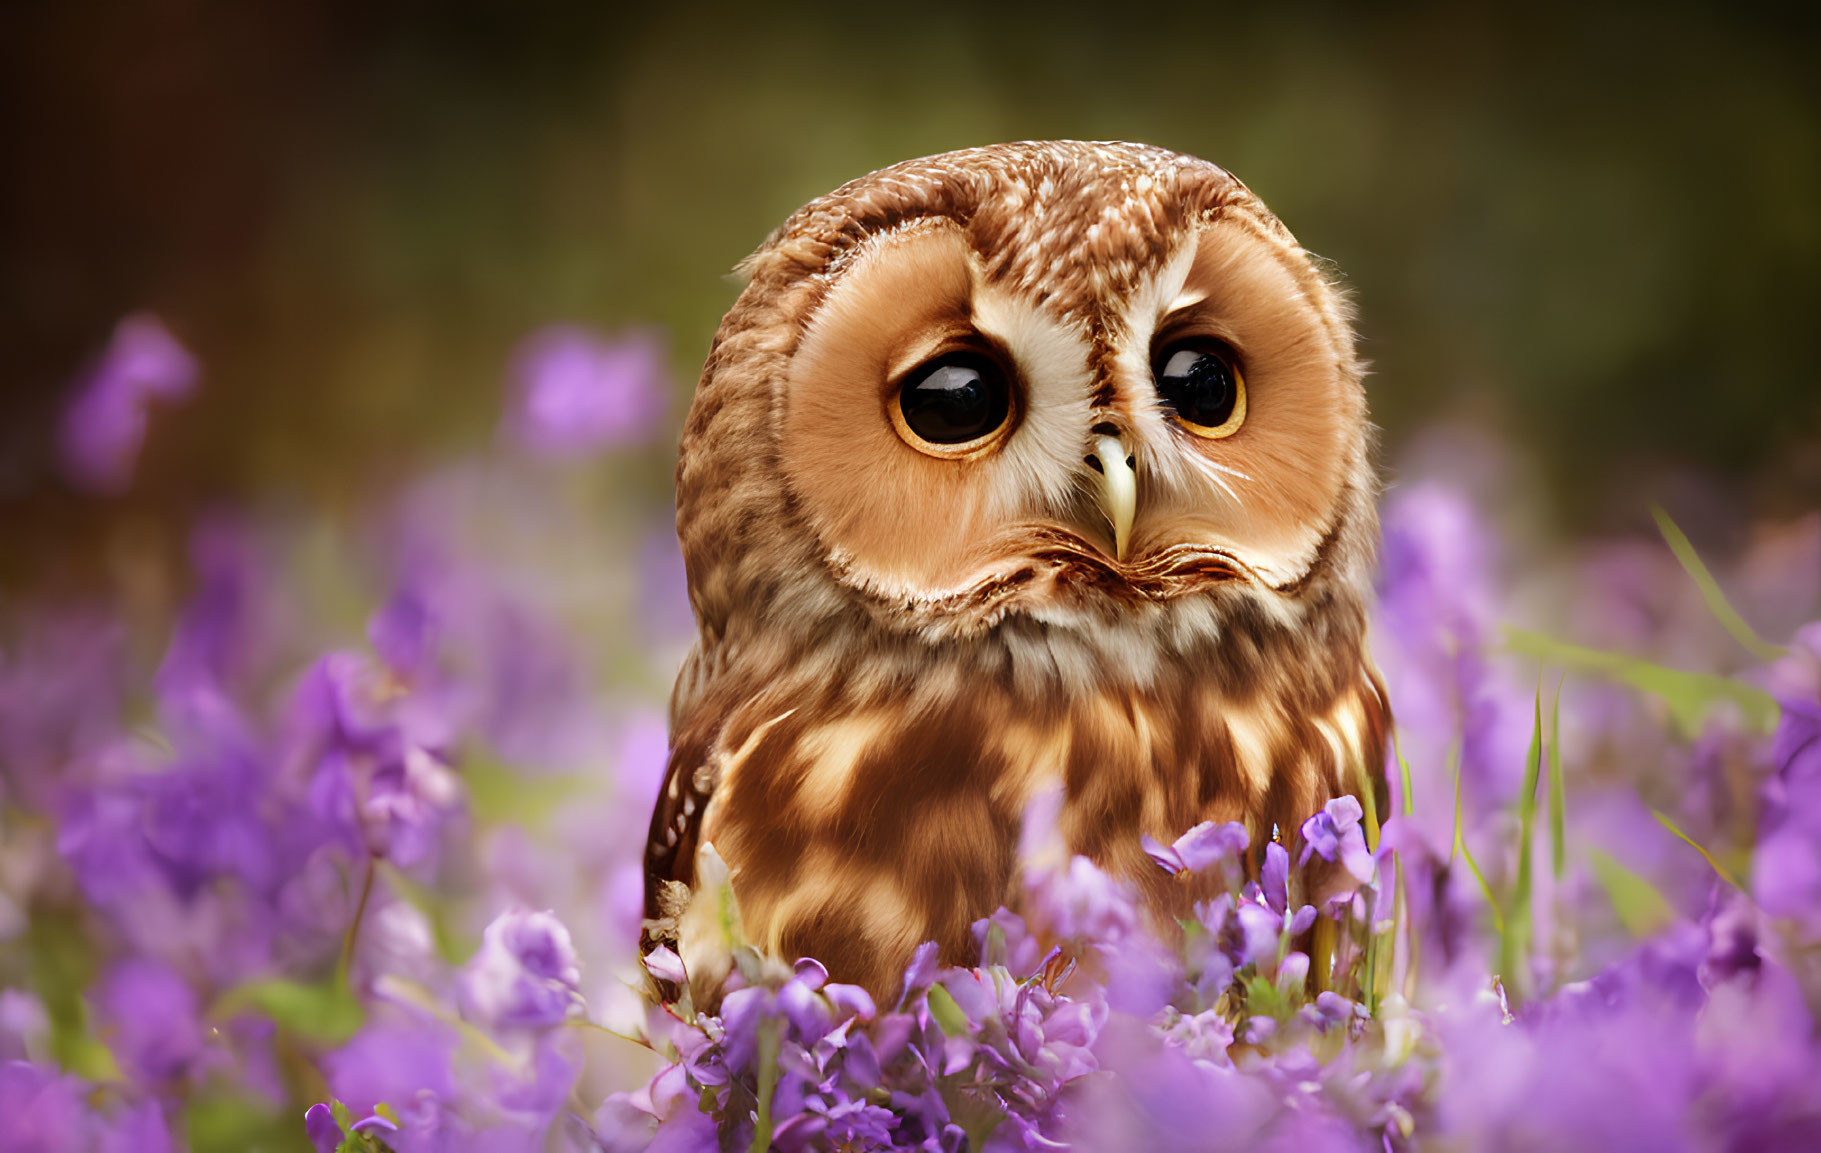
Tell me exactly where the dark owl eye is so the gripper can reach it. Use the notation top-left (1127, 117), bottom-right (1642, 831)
top-left (1154, 341), bottom-right (1247, 438)
top-left (893, 352), bottom-right (1014, 454)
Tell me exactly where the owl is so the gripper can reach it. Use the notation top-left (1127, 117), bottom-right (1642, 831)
top-left (644, 141), bottom-right (1389, 999)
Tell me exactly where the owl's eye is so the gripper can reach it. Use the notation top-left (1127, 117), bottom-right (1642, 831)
top-left (1154, 341), bottom-right (1247, 438)
top-left (892, 352), bottom-right (1014, 456)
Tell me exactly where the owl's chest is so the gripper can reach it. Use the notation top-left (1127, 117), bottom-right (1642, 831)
top-left (698, 663), bottom-right (1383, 988)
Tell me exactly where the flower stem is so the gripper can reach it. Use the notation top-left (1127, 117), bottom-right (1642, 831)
top-left (336, 855), bottom-right (379, 991)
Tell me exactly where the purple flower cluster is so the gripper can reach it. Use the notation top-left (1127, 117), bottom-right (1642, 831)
top-left (600, 815), bottom-right (1412, 1151)
top-left (7, 335), bottom-right (1821, 1150)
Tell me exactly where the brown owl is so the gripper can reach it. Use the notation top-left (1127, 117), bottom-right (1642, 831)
top-left (644, 141), bottom-right (1389, 999)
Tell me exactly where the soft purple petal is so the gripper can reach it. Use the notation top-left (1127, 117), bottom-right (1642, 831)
top-left (459, 909), bottom-right (586, 1030)
top-left (59, 314), bottom-right (199, 494)
top-left (823, 983), bottom-right (877, 1023)
top-left (1261, 840), bottom-right (1290, 914)
top-left (1140, 833), bottom-right (1182, 875)
top-left (643, 946), bottom-right (687, 985)
top-left (899, 941), bottom-right (939, 1008)
top-left (1172, 821), bottom-right (1250, 874)
top-left (349, 1113), bottom-right (400, 1134)
top-left (303, 1103), bottom-right (343, 1153)
top-left (1288, 904), bottom-right (1319, 937)
top-left (1235, 902), bottom-right (1283, 968)
top-left (505, 326), bottom-right (668, 457)
top-left (792, 957), bottom-right (828, 991)
top-left (1338, 826), bottom-right (1376, 884)
top-left (93, 959), bottom-right (207, 1084)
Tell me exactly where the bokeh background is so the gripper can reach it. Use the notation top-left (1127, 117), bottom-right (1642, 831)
top-left (4, 0), bottom-right (1819, 598)
top-left (4, 6), bottom-right (1821, 1149)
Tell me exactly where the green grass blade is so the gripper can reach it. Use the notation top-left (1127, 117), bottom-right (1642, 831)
top-left (1651, 809), bottom-right (1746, 892)
top-left (1392, 728), bottom-right (1416, 818)
top-left (1447, 738), bottom-right (1463, 868)
top-left (749, 1016), bottom-right (782, 1153)
top-left (1651, 505), bottom-right (1785, 662)
top-left (1548, 677), bottom-right (1567, 880)
top-left (1448, 736), bottom-right (1504, 937)
top-left (1354, 747), bottom-right (1381, 853)
top-left (1456, 828), bottom-right (1504, 939)
top-left (1505, 627), bottom-right (1779, 736)
top-left (1501, 684), bottom-right (1544, 998)
top-left (1588, 849), bottom-right (1677, 938)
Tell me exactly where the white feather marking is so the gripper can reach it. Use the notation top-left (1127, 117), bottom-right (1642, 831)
top-left (716, 707), bottom-right (799, 794)
top-left (793, 713), bottom-right (887, 819)
top-left (970, 284), bottom-right (1096, 514)
top-left (1225, 709), bottom-right (1279, 801)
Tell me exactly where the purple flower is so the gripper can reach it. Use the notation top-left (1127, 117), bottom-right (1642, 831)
top-left (643, 945), bottom-right (687, 985)
top-left (459, 909), bottom-right (586, 1031)
top-left (1142, 821), bottom-right (1249, 878)
top-left (325, 1017), bottom-right (457, 1119)
top-left (1304, 991), bottom-right (1365, 1033)
top-left (504, 326), bottom-right (668, 457)
top-left (0, 992), bottom-right (49, 1062)
top-left (303, 1102), bottom-right (343, 1153)
top-left (98, 1101), bottom-right (176, 1153)
top-left (1027, 856), bottom-right (1140, 944)
top-left (806, 1096), bottom-right (897, 1146)
top-left (1261, 840), bottom-right (1290, 914)
top-left (58, 313), bottom-right (199, 494)
top-left (294, 652), bottom-right (466, 870)
top-left (1299, 796), bottom-right (1375, 885)
top-left (900, 941), bottom-right (941, 1008)
top-left (93, 959), bottom-right (207, 1087)
top-left (1, 1061), bottom-right (90, 1152)
top-left (351, 1114), bottom-right (400, 1137)
top-left (1155, 1008), bottom-right (1235, 1067)
top-left (1234, 901), bottom-right (1286, 971)
top-left (0, 1061), bottom-right (176, 1153)
top-left (303, 1101), bottom-right (404, 1153)
top-left (368, 589), bottom-right (439, 680)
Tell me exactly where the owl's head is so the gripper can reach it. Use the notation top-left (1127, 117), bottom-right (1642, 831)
top-left (678, 142), bottom-right (1377, 678)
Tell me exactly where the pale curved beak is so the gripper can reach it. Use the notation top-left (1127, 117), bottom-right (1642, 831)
top-left (1087, 434), bottom-right (1137, 561)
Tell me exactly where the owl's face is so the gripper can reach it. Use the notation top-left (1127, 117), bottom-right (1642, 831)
top-left (681, 142), bottom-right (1374, 661)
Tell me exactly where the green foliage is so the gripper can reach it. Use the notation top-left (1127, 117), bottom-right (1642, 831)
top-left (376, 861), bottom-right (472, 965)
top-left (926, 983), bottom-right (970, 1038)
top-left (1652, 809), bottom-right (1747, 892)
top-left (1447, 739), bottom-right (1503, 939)
top-left (1393, 730), bottom-right (1416, 818)
top-left (463, 757), bottom-right (593, 828)
top-left (1588, 849), bottom-right (1678, 939)
top-left (215, 976), bottom-right (365, 1046)
top-left (1501, 687), bottom-right (1545, 999)
top-left (1504, 628), bottom-right (1779, 736)
top-left (1547, 679), bottom-right (1567, 881)
top-left (21, 897), bottom-right (116, 1082)
top-left (1651, 506), bottom-right (1786, 662)
top-left (183, 1087), bottom-right (296, 1153)
top-left (747, 1016), bottom-right (782, 1153)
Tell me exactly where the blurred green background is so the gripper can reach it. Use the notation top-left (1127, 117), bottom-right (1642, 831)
top-left (3, 0), bottom-right (1818, 592)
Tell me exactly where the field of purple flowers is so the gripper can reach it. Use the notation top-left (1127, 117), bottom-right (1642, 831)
top-left (4, 317), bottom-right (1820, 1152)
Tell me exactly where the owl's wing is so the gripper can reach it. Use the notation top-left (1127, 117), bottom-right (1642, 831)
top-left (641, 645), bottom-right (721, 945)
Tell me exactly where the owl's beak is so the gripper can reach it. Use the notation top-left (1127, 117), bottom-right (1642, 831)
top-left (1087, 434), bottom-right (1137, 561)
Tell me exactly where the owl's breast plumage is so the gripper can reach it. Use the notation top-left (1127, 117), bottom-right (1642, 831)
top-left (654, 612), bottom-right (1388, 996)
